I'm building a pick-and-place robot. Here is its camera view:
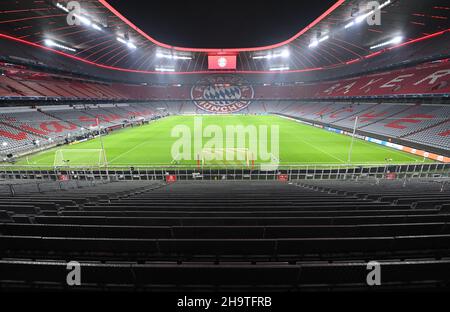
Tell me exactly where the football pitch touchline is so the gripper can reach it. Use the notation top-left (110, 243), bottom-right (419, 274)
top-left (360, 138), bottom-right (423, 162)
top-left (275, 114), bottom-right (422, 163)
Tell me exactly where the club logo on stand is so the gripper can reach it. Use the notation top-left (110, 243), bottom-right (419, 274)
top-left (191, 76), bottom-right (254, 114)
top-left (217, 57), bottom-right (228, 68)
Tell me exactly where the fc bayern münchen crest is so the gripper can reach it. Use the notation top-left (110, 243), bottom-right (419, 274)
top-left (191, 76), bottom-right (254, 113)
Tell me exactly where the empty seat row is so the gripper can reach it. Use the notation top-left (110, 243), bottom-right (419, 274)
top-left (2, 235), bottom-right (450, 260)
top-left (2, 223), bottom-right (449, 239)
top-left (2, 260), bottom-right (449, 289)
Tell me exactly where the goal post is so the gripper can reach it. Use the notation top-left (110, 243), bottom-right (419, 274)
top-left (54, 149), bottom-right (108, 167)
top-left (199, 147), bottom-right (253, 167)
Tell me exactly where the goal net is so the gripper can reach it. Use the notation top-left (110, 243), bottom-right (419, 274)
top-left (54, 149), bottom-right (107, 167)
top-left (199, 147), bottom-right (253, 167)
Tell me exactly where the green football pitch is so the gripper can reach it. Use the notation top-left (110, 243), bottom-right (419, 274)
top-left (16, 115), bottom-right (430, 168)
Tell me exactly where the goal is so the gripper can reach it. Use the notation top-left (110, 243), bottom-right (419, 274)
top-left (54, 149), bottom-right (107, 167)
top-left (199, 147), bottom-right (253, 167)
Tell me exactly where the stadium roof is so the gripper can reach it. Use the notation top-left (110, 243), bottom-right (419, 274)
top-left (0, 0), bottom-right (449, 74)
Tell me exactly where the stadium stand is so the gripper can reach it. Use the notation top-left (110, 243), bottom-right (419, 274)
top-left (1, 60), bottom-right (449, 101)
top-left (405, 121), bottom-right (450, 150)
top-left (331, 103), bottom-right (412, 129)
top-left (0, 65), bottom-right (127, 100)
top-left (1, 108), bottom-right (79, 139)
top-left (0, 104), bottom-right (158, 157)
top-left (360, 105), bottom-right (450, 138)
top-left (0, 180), bottom-right (449, 291)
top-left (0, 123), bottom-right (41, 156)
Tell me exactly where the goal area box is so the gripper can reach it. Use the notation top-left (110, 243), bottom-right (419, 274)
top-left (199, 148), bottom-right (252, 166)
top-left (54, 149), bottom-right (107, 167)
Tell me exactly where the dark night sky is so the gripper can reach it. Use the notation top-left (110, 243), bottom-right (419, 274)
top-left (107, 0), bottom-right (337, 48)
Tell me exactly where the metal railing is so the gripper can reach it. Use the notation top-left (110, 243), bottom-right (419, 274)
top-left (0, 163), bottom-right (448, 182)
top-left (0, 179), bottom-right (112, 196)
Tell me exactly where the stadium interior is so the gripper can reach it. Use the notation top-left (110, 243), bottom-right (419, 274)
top-left (0, 0), bottom-right (449, 293)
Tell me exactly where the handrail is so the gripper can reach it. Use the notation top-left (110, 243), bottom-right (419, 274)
top-left (0, 162), bottom-right (447, 170)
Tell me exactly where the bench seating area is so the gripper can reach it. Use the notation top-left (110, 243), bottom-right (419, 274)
top-left (0, 180), bottom-right (449, 291)
top-left (0, 104), bottom-right (158, 157)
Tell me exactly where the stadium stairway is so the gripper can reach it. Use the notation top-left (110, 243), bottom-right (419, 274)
top-left (0, 180), bottom-right (450, 291)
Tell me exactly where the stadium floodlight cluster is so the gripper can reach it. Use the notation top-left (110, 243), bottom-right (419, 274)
top-left (308, 0), bottom-right (393, 49)
top-left (269, 66), bottom-right (290, 71)
top-left (56, 2), bottom-right (69, 12)
top-left (154, 66), bottom-right (176, 72)
top-left (370, 36), bottom-right (403, 50)
top-left (117, 37), bottom-right (137, 50)
top-left (252, 49), bottom-right (290, 60)
top-left (74, 13), bottom-right (92, 27)
top-left (44, 39), bottom-right (76, 52)
top-left (252, 49), bottom-right (291, 71)
top-left (308, 35), bottom-right (329, 48)
top-left (156, 51), bottom-right (192, 60)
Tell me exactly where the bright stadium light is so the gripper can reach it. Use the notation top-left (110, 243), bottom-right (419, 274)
top-left (355, 14), bottom-right (367, 24)
top-left (117, 37), bottom-right (137, 50)
top-left (379, 0), bottom-right (392, 10)
top-left (74, 14), bottom-right (91, 26)
top-left (252, 55), bottom-right (266, 60)
top-left (117, 37), bottom-right (127, 44)
top-left (319, 35), bottom-right (329, 43)
top-left (44, 39), bottom-right (76, 52)
top-left (269, 66), bottom-right (290, 71)
top-left (91, 23), bottom-right (102, 31)
top-left (344, 21), bottom-right (355, 29)
top-left (391, 35), bottom-right (403, 44)
top-left (309, 34), bottom-right (329, 48)
top-left (56, 2), bottom-right (69, 12)
top-left (127, 41), bottom-right (137, 50)
top-left (370, 36), bottom-right (403, 50)
top-left (280, 49), bottom-right (290, 58)
top-left (308, 40), bottom-right (319, 48)
top-left (156, 51), bottom-right (192, 60)
top-left (253, 49), bottom-right (290, 60)
top-left (155, 67), bottom-right (175, 72)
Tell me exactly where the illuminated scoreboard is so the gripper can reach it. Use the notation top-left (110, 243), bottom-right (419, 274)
top-left (208, 54), bottom-right (237, 70)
